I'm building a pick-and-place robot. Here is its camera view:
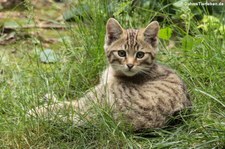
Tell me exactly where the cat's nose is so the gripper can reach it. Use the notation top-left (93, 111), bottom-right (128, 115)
top-left (127, 64), bottom-right (134, 70)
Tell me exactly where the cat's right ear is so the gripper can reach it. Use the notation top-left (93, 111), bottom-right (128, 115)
top-left (106, 18), bottom-right (123, 45)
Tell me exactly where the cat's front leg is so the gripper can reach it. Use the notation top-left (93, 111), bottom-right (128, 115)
top-left (28, 101), bottom-right (79, 117)
top-left (28, 84), bottom-right (105, 117)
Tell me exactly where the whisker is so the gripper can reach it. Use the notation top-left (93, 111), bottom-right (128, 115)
top-left (110, 64), bottom-right (123, 71)
top-left (138, 68), bottom-right (150, 75)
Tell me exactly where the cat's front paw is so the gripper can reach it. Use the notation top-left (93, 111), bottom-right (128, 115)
top-left (27, 93), bottom-right (58, 117)
top-left (27, 106), bottom-right (49, 117)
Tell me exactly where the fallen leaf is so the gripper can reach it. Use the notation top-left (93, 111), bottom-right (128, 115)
top-left (40, 49), bottom-right (59, 63)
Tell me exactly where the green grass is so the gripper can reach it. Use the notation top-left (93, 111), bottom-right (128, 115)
top-left (0, 0), bottom-right (224, 148)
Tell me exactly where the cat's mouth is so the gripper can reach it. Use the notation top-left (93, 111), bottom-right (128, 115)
top-left (122, 69), bottom-right (138, 76)
top-left (111, 65), bottom-right (139, 77)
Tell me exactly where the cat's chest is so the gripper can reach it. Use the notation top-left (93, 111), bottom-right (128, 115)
top-left (109, 79), bottom-right (152, 100)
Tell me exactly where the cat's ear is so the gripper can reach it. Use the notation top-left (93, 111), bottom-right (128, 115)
top-left (106, 18), bottom-right (124, 45)
top-left (143, 21), bottom-right (160, 47)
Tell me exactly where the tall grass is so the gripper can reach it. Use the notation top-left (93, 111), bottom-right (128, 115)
top-left (0, 0), bottom-right (224, 148)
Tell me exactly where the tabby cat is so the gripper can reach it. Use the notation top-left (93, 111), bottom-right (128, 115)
top-left (30, 18), bottom-right (191, 130)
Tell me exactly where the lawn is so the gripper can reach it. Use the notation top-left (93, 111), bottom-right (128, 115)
top-left (0, 0), bottom-right (224, 148)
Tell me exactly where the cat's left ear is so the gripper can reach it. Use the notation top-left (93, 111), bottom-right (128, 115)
top-left (143, 21), bottom-right (160, 47)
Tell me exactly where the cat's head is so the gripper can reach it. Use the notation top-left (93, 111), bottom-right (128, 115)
top-left (104, 18), bottom-right (159, 77)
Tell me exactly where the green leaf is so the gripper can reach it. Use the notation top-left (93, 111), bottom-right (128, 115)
top-left (159, 27), bottom-right (173, 40)
top-left (202, 15), bottom-right (220, 23)
top-left (182, 35), bottom-right (194, 51)
top-left (198, 15), bottom-right (222, 32)
top-left (219, 25), bottom-right (225, 34)
top-left (40, 49), bottom-right (59, 63)
top-left (4, 21), bottom-right (20, 29)
top-left (63, 4), bottom-right (90, 21)
top-left (173, 0), bottom-right (189, 8)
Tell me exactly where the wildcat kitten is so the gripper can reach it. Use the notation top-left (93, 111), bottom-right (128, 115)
top-left (30, 18), bottom-right (191, 130)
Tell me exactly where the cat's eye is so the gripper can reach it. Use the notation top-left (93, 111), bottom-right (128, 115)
top-left (136, 51), bottom-right (145, 59)
top-left (118, 50), bottom-right (126, 57)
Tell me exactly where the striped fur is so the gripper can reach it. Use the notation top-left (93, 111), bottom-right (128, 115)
top-left (31, 18), bottom-right (191, 131)
top-left (101, 18), bottom-right (191, 130)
